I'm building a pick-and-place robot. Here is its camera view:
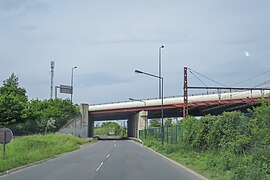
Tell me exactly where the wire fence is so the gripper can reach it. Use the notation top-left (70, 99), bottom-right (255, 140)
top-left (139, 125), bottom-right (183, 144)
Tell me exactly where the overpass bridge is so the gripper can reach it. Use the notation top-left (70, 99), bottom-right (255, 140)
top-left (59, 90), bottom-right (270, 138)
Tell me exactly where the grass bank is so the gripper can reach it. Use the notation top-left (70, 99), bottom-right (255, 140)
top-left (142, 138), bottom-right (270, 180)
top-left (142, 138), bottom-right (218, 179)
top-left (0, 134), bottom-right (94, 172)
top-left (141, 104), bottom-right (270, 180)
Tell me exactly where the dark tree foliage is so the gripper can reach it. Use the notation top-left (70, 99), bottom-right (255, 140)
top-left (178, 98), bottom-right (270, 178)
top-left (149, 118), bottom-right (161, 127)
top-left (28, 99), bottom-right (80, 133)
top-left (164, 118), bottom-right (173, 127)
top-left (0, 73), bottom-right (28, 126)
top-left (96, 122), bottom-right (124, 136)
top-left (0, 73), bottom-right (80, 134)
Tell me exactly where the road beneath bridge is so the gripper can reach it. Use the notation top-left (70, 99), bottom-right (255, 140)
top-left (0, 140), bottom-right (206, 180)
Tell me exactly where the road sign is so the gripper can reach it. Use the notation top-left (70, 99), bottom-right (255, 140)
top-left (0, 128), bottom-right (13, 160)
top-left (60, 85), bottom-right (73, 94)
top-left (0, 128), bottom-right (13, 144)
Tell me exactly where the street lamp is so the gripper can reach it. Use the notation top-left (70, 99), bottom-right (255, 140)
top-left (159, 45), bottom-right (164, 98)
top-left (135, 69), bottom-right (164, 145)
top-left (71, 66), bottom-right (77, 103)
top-left (129, 98), bottom-right (147, 139)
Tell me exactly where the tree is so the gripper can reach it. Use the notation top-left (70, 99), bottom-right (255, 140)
top-left (28, 99), bottom-right (80, 133)
top-left (3, 73), bottom-right (19, 87)
top-left (149, 119), bottom-right (161, 127)
top-left (97, 122), bottom-right (123, 136)
top-left (164, 118), bottom-right (172, 127)
top-left (0, 73), bottom-right (28, 126)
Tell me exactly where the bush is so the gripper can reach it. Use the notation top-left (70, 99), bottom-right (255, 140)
top-left (165, 144), bottom-right (179, 154)
top-left (143, 99), bottom-right (270, 179)
top-left (7, 99), bottom-right (80, 135)
top-left (232, 158), bottom-right (267, 180)
top-left (206, 151), bottom-right (235, 173)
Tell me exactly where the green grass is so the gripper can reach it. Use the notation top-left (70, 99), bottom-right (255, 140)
top-left (142, 138), bottom-right (270, 180)
top-left (166, 150), bottom-right (231, 180)
top-left (0, 134), bottom-right (94, 172)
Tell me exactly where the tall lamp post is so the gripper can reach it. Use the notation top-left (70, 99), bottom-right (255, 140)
top-left (129, 98), bottom-right (147, 139)
top-left (71, 66), bottom-right (77, 103)
top-left (135, 69), bottom-right (164, 145)
top-left (159, 45), bottom-right (164, 98)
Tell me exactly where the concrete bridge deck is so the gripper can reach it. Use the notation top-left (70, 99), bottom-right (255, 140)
top-left (59, 90), bottom-right (270, 138)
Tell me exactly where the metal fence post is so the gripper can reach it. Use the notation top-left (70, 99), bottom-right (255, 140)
top-left (166, 126), bottom-right (169, 143)
top-left (171, 126), bottom-right (173, 144)
top-left (176, 125), bottom-right (178, 143)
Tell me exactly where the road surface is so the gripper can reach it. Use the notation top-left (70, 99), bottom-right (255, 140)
top-left (0, 140), bottom-right (204, 180)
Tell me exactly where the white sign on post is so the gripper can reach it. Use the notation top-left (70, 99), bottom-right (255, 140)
top-left (60, 85), bottom-right (73, 94)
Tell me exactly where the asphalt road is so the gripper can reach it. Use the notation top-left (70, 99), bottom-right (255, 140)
top-left (0, 140), bottom-right (204, 180)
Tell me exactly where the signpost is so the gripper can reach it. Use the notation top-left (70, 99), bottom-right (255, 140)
top-left (0, 128), bottom-right (13, 160)
top-left (60, 85), bottom-right (72, 94)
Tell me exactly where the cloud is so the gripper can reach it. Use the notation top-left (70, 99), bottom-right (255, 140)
top-left (20, 25), bottom-right (38, 31)
top-left (85, 30), bottom-right (193, 45)
top-left (0, 0), bottom-right (49, 13)
top-left (78, 72), bottom-right (130, 87)
top-left (219, 38), bottom-right (267, 45)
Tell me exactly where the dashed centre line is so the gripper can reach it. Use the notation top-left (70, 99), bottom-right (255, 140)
top-left (95, 143), bottom-right (116, 173)
top-left (96, 162), bottom-right (104, 172)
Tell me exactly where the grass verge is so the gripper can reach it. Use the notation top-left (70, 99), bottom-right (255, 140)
top-left (0, 134), bottom-right (95, 173)
top-left (142, 138), bottom-right (270, 180)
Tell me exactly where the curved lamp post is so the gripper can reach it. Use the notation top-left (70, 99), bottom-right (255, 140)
top-left (159, 45), bottom-right (164, 98)
top-left (135, 69), bottom-right (164, 145)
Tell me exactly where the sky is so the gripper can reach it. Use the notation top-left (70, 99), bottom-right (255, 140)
top-left (0, 0), bottom-right (270, 105)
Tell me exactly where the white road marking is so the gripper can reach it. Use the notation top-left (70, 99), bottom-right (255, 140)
top-left (114, 144), bottom-right (116, 147)
top-left (96, 162), bottom-right (104, 172)
top-left (106, 154), bottom-right (110, 159)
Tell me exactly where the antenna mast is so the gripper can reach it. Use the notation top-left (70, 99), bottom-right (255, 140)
top-left (50, 61), bottom-right (55, 99)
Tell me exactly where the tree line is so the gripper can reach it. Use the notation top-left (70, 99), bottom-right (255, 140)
top-left (143, 100), bottom-right (270, 179)
top-left (95, 122), bottom-right (126, 137)
top-left (0, 73), bottom-right (79, 135)
top-left (178, 100), bottom-right (270, 179)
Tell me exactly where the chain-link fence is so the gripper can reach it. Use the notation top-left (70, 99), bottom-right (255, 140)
top-left (139, 125), bottom-right (183, 144)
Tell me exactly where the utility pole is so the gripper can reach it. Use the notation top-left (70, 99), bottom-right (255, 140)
top-left (71, 66), bottom-right (77, 103)
top-left (159, 45), bottom-right (164, 98)
top-left (50, 61), bottom-right (55, 99)
top-left (183, 66), bottom-right (188, 118)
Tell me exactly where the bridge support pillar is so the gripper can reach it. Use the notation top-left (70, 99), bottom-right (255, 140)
top-left (128, 111), bottom-right (148, 138)
top-left (88, 118), bottom-right (94, 137)
top-left (80, 104), bottom-right (90, 138)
